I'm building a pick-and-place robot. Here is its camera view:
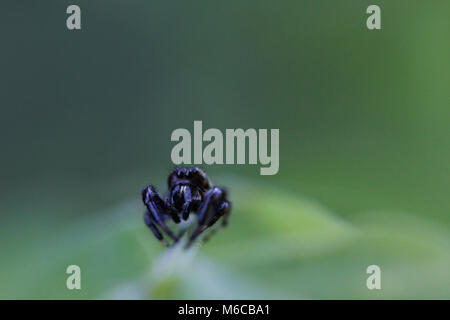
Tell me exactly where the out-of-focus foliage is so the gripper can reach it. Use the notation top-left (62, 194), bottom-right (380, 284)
top-left (1, 177), bottom-right (448, 299)
top-left (0, 0), bottom-right (448, 299)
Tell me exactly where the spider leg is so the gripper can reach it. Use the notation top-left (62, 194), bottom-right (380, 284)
top-left (181, 190), bottom-right (202, 221)
top-left (186, 202), bottom-right (230, 248)
top-left (165, 199), bottom-right (181, 224)
top-left (142, 186), bottom-right (179, 243)
top-left (202, 204), bottom-right (231, 243)
top-left (186, 187), bottom-right (229, 248)
top-left (144, 210), bottom-right (170, 247)
top-left (147, 202), bottom-right (179, 242)
top-left (180, 185), bottom-right (192, 220)
top-left (197, 187), bottom-right (225, 225)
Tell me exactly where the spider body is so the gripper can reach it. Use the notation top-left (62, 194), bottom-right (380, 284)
top-left (142, 167), bottom-right (231, 248)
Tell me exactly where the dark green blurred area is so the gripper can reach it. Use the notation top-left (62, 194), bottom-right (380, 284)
top-left (0, 1), bottom-right (449, 299)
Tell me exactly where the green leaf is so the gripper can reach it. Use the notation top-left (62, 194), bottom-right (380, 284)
top-left (1, 177), bottom-right (448, 299)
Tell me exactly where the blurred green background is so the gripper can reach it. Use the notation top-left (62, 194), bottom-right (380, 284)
top-left (0, 1), bottom-right (449, 299)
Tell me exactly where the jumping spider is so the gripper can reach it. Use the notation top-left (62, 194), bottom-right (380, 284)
top-left (142, 167), bottom-right (231, 248)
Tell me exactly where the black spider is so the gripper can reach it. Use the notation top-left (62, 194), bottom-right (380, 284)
top-left (142, 167), bottom-right (231, 249)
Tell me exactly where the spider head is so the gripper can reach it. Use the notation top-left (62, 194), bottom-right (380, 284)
top-left (168, 167), bottom-right (211, 191)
